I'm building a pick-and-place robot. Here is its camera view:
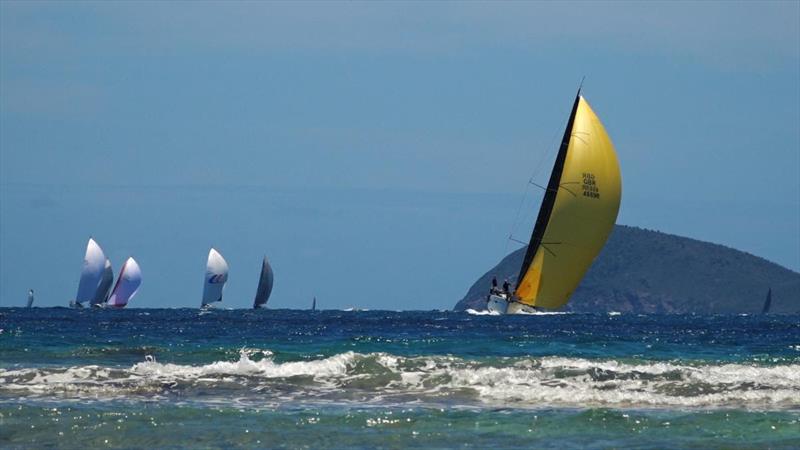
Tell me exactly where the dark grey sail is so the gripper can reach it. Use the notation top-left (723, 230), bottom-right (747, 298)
top-left (27, 289), bottom-right (34, 308)
top-left (253, 256), bottom-right (274, 309)
top-left (91, 259), bottom-right (114, 307)
top-left (312, 297), bottom-right (316, 311)
top-left (762, 288), bottom-right (772, 314)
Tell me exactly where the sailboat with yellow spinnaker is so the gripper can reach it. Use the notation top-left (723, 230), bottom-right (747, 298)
top-left (488, 92), bottom-right (621, 314)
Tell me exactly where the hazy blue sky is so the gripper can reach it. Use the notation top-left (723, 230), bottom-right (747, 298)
top-left (1, 1), bottom-right (798, 309)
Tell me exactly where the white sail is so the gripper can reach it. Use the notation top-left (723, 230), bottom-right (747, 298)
top-left (91, 259), bottom-right (114, 306)
top-left (27, 289), bottom-right (34, 308)
top-left (202, 248), bottom-right (229, 306)
top-left (106, 257), bottom-right (142, 308)
top-left (74, 238), bottom-right (107, 306)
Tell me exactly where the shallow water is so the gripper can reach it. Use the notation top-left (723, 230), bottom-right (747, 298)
top-left (1, 308), bottom-right (799, 448)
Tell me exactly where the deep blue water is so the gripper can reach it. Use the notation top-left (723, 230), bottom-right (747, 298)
top-left (1, 308), bottom-right (799, 448)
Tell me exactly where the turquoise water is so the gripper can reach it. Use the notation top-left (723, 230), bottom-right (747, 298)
top-left (1, 309), bottom-right (799, 448)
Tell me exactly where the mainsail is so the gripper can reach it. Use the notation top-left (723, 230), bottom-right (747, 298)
top-left (202, 248), bottom-right (229, 307)
top-left (513, 93), bottom-right (622, 309)
top-left (253, 256), bottom-right (274, 309)
top-left (312, 297), bottom-right (316, 311)
top-left (91, 259), bottom-right (114, 307)
top-left (106, 257), bottom-right (142, 308)
top-left (762, 288), bottom-right (772, 314)
top-left (27, 289), bottom-right (34, 308)
top-left (74, 238), bottom-right (107, 306)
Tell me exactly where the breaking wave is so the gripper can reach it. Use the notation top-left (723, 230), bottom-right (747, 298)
top-left (466, 309), bottom-right (500, 316)
top-left (2, 350), bottom-right (799, 409)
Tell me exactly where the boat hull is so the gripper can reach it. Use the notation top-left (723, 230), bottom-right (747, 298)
top-left (487, 294), bottom-right (509, 314)
top-left (487, 294), bottom-right (539, 315)
top-left (506, 302), bottom-right (538, 315)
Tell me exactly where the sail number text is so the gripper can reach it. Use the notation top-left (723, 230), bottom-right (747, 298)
top-left (582, 172), bottom-right (600, 199)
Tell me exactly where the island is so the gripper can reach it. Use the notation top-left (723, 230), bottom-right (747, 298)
top-left (455, 225), bottom-right (800, 313)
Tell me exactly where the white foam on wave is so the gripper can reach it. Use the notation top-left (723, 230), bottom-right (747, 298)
top-left (514, 310), bottom-right (570, 315)
top-left (465, 309), bottom-right (570, 316)
top-left (466, 309), bottom-right (500, 316)
top-left (131, 350), bottom-right (357, 381)
top-left (436, 356), bottom-right (800, 408)
top-left (2, 351), bottom-right (799, 409)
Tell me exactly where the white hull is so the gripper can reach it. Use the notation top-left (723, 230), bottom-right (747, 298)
top-left (506, 302), bottom-right (539, 315)
top-left (487, 294), bottom-right (509, 314)
top-left (487, 294), bottom-right (539, 315)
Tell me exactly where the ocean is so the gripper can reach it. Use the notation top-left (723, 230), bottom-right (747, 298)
top-left (1, 308), bottom-right (798, 449)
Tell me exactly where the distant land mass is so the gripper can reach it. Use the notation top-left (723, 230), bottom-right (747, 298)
top-left (455, 225), bottom-right (800, 313)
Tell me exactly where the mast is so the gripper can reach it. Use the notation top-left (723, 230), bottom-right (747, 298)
top-left (514, 90), bottom-right (582, 291)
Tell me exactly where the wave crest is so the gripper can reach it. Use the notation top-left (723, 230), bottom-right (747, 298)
top-left (2, 351), bottom-right (798, 409)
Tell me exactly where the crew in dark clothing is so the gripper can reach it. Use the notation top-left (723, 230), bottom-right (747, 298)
top-left (488, 276), bottom-right (498, 296)
top-left (502, 279), bottom-right (510, 295)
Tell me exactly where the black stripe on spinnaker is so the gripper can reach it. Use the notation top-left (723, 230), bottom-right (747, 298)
top-left (514, 92), bottom-right (581, 292)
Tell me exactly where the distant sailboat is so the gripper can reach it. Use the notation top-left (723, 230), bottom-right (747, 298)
top-left (106, 257), bottom-right (142, 308)
top-left (71, 238), bottom-right (107, 308)
top-left (253, 256), bottom-right (274, 309)
top-left (27, 289), bottom-right (34, 308)
top-left (488, 90), bottom-right (622, 314)
top-left (91, 259), bottom-right (114, 307)
top-left (202, 248), bottom-right (229, 308)
top-left (762, 288), bottom-right (772, 314)
top-left (311, 297), bottom-right (316, 311)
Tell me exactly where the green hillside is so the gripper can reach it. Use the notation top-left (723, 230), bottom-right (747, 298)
top-left (454, 225), bottom-right (800, 313)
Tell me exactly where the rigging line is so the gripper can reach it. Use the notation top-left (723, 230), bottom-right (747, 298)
top-left (529, 180), bottom-right (577, 198)
top-left (540, 243), bottom-right (557, 257)
top-left (571, 133), bottom-right (590, 146)
top-left (509, 237), bottom-right (529, 246)
top-left (504, 179), bottom-right (533, 256)
top-left (502, 92), bottom-right (578, 258)
top-left (558, 185), bottom-right (578, 197)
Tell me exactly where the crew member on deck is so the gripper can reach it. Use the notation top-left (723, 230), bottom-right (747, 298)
top-left (502, 279), bottom-right (510, 296)
top-left (490, 276), bottom-right (498, 295)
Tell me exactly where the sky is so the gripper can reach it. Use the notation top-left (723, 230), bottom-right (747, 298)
top-left (1, 1), bottom-right (798, 309)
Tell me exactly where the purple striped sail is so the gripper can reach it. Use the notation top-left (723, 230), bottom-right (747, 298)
top-left (202, 248), bottom-right (228, 307)
top-left (106, 257), bottom-right (142, 308)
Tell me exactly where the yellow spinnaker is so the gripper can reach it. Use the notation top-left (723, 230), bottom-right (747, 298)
top-left (514, 95), bottom-right (621, 309)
